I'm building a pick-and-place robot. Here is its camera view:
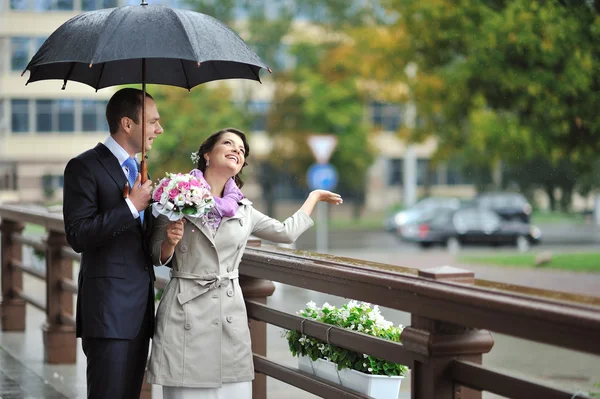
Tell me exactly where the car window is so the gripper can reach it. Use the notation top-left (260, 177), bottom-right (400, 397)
top-left (453, 209), bottom-right (479, 233)
top-left (480, 209), bottom-right (501, 233)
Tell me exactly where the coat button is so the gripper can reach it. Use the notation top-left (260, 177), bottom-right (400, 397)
top-left (239, 219), bottom-right (244, 226)
top-left (184, 322), bottom-right (192, 330)
top-left (237, 243), bottom-right (243, 249)
top-left (226, 316), bottom-right (233, 323)
top-left (180, 244), bottom-right (188, 252)
top-left (227, 290), bottom-right (234, 297)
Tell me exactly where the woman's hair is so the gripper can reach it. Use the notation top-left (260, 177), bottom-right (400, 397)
top-left (196, 127), bottom-right (250, 188)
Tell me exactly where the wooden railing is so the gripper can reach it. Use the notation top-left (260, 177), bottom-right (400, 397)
top-left (1, 203), bottom-right (598, 399)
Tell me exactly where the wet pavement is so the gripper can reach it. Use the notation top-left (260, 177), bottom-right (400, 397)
top-left (1, 245), bottom-right (599, 398)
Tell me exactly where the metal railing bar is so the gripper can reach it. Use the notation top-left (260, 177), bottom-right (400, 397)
top-left (10, 259), bottom-right (45, 281)
top-left (14, 290), bottom-right (46, 312)
top-left (59, 278), bottom-right (77, 294)
top-left (253, 355), bottom-right (372, 399)
top-left (246, 300), bottom-right (424, 366)
top-left (451, 360), bottom-right (593, 399)
top-left (12, 234), bottom-right (46, 252)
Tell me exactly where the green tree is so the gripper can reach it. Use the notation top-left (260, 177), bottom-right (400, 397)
top-left (373, 0), bottom-right (600, 207)
top-left (269, 43), bottom-right (375, 218)
top-left (147, 84), bottom-right (248, 180)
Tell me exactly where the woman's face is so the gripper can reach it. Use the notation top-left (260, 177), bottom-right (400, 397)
top-left (205, 132), bottom-right (246, 176)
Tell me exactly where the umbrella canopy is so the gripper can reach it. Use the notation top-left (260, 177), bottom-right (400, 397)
top-left (24, 3), bottom-right (269, 184)
top-left (24, 4), bottom-right (270, 91)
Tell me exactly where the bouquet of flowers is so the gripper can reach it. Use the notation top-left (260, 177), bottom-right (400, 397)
top-left (151, 172), bottom-right (215, 221)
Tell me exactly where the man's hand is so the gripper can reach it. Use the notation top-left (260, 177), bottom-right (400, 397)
top-left (129, 173), bottom-right (153, 211)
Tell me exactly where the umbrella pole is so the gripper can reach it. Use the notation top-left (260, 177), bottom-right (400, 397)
top-left (141, 58), bottom-right (147, 183)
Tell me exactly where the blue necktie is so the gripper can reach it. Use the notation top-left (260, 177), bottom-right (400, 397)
top-left (123, 157), bottom-right (144, 224)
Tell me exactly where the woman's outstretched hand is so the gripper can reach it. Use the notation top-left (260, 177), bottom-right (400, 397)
top-left (310, 190), bottom-right (343, 205)
top-left (300, 190), bottom-right (343, 217)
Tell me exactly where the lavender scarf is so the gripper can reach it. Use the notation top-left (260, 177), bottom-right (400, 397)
top-left (189, 169), bottom-right (245, 230)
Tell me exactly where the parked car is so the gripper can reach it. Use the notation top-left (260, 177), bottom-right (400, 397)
top-left (473, 192), bottom-right (532, 223)
top-left (399, 207), bottom-right (541, 252)
top-left (384, 196), bottom-right (462, 233)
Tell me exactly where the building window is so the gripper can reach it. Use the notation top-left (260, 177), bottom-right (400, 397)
top-left (388, 158), bottom-right (403, 186)
top-left (370, 101), bottom-right (402, 131)
top-left (82, 0), bottom-right (116, 11)
top-left (11, 99), bottom-right (29, 133)
top-left (34, 0), bottom-right (73, 11)
top-left (11, 37), bottom-right (29, 72)
top-left (82, 100), bottom-right (108, 132)
top-left (416, 158), bottom-right (430, 186)
top-left (58, 100), bottom-right (75, 132)
top-left (10, 0), bottom-right (28, 9)
top-left (36, 100), bottom-right (53, 133)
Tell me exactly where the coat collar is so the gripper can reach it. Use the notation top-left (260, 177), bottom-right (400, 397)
top-left (185, 198), bottom-right (253, 245)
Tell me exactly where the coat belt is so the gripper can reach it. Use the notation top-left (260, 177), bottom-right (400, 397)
top-left (171, 270), bottom-right (239, 305)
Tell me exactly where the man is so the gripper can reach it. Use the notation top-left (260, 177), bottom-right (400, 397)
top-left (63, 88), bottom-right (163, 398)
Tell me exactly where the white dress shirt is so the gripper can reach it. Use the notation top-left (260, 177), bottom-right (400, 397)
top-left (104, 135), bottom-right (140, 220)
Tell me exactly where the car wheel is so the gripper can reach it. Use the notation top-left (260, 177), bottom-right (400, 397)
top-left (516, 235), bottom-right (530, 252)
top-left (447, 237), bottom-right (461, 254)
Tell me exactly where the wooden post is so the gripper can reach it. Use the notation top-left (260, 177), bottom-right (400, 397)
top-left (42, 229), bottom-right (76, 363)
top-left (240, 239), bottom-right (275, 399)
top-left (401, 266), bottom-right (494, 399)
top-left (1, 220), bottom-right (26, 331)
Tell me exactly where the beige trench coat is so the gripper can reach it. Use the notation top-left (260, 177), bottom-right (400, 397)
top-left (146, 198), bottom-right (313, 388)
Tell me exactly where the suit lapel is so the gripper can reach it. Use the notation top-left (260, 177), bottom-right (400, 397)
top-left (94, 143), bottom-right (128, 193)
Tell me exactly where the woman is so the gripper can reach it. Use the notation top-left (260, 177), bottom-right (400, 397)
top-left (147, 127), bottom-right (342, 398)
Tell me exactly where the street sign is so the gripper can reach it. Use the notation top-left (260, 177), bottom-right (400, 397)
top-left (307, 135), bottom-right (338, 164)
top-left (307, 163), bottom-right (338, 191)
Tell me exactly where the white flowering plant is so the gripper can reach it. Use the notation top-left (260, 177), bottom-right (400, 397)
top-left (284, 300), bottom-right (409, 377)
top-left (151, 172), bottom-right (215, 221)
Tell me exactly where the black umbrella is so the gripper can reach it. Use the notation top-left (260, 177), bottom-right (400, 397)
top-left (24, 1), bottom-right (269, 182)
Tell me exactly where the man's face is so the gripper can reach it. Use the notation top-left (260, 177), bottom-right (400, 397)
top-left (129, 98), bottom-right (163, 153)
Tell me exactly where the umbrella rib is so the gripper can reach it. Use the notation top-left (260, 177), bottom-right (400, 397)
top-left (62, 62), bottom-right (76, 90)
top-left (180, 59), bottom-right (191, 91)
top-left (248, 64), bottom-right (262, 84)
top-left (94, 63), bottom-right (106, 91)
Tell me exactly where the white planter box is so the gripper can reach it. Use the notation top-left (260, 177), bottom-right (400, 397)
top-left (298, 356), bottom-right (404, 399)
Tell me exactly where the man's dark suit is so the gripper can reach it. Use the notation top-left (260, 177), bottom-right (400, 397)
top-left (63, 142), bottom-right (155, 399)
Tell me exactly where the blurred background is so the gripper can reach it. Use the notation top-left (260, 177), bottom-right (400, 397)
top-left (2, 0), bottom-right (600, 264)
top-left (1, 1), bottom-right (599, 397)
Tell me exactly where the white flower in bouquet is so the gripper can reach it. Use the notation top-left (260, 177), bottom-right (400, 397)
top-left (151, 172), bottom-right (215, 222)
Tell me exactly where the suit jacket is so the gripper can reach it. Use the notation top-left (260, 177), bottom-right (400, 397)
top-left (63, 142), bottom-right (155, 340)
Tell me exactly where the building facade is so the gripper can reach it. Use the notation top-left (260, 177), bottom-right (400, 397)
top-left (0, 0), bottom-right (477, 211)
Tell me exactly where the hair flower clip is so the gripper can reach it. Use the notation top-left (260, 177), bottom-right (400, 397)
top-left (190, 151), bottom-right (200, 164)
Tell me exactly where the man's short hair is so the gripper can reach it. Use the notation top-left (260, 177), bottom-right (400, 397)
top-left (105, 88), bottom-right (154, 135)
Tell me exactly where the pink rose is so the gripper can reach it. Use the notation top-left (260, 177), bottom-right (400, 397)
top-left (190, 179), bottom-right (201, 187)
top-left (168, 188), bottom-right (179, 200)
top-left (153, 186), bottom-right (164, 202)
top-left (178, 181), bottom-right (191, 191)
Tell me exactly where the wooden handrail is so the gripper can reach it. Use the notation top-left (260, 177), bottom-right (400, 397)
top-left (240, 247), bottom-right (600, 355)
top-left (451, 360), bottom-right (594, 399)
top-left (12, 234), bottom-right (46, 253)
top-left (13, 289), bottom-right (45, 312)
top-left (2, 204), bottom-right (600, 399)
top-left (10, 259), bottom-right (46, 281)
top-left (246, 300), bottom-right (427, 366)
top-left (253, 355), bottom-right (372, 399)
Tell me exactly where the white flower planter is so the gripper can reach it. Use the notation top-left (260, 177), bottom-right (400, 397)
top-left (298, 356), bottom-right (404, 399)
